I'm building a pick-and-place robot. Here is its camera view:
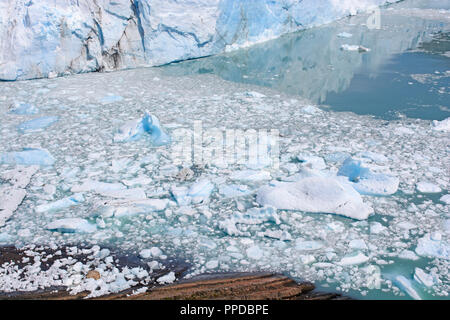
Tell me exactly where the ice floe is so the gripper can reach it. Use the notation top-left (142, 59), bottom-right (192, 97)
top-left (46, 218), bottom-right (97, 233)
top-left (0, 148), bottom-right (55, 166)
top-left (18, 116), bottom-right (58, 133)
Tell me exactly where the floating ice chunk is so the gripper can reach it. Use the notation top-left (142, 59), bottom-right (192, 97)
top-left (71, 180), bottom-right (126, 193)
top-left (394, 276), bottom-right (422, 300)
top-left (244, 91), bottom-right (266, 98)
top-left (324, 152), bottom-right (351, 164)
top-left (338, 158), bottom-right (399, 196)
top-left (0, 187), bottom-right (26, 227)
top-left (415, 233), bottom-right (449, 260)
top-left (355, 151), bottom-right (388, 164)
top-left (140, 247), bottom-right (163, 259)
top-left (337, 32), bottom-right (353, 38)
top-left (157, 272), bottom-right (176, 284)
top-left (98, 188), bottom-right (147, 200)
top-left (122, 176), bottom-right (152, 187)
top-left (297, 153), bottom-right (326, 170)
top-left (100, 94), bottom-right (123, 104)
top-left (300, 255), bottom-right (316, 264)
top-left (338, 252), bottom-right (369, 266)
top-left (301, 105), bottom-right (321, 114)
top-left (18, 116), bottom-right (58, 133)
top-left (114, 112), bottom-right (171, 146)
top-left (414, 268), bottom-right (435, 288)
top-left (440, 194), bottom-right (450, 205)
top-left (394, 127), bottom-right (415, 135)
top-left (0, 232), bottom-right (12, 243)
top-left (295, 239), bottom-right (324, 251)
top-left (230, 170), bottom-right (271, 182)
top-left (218, 184), bottom-right (252, 198)
top-left (47, 218), bottom-right (96, 233)
top-left (98, 199), bottom-right (169, 218)
top-left (9, 102), bottom-right (39, 115)
top-left (263, 230), bottom-right (292, 241)
top-left (36, 193), bottom-right (84, 213)
top-left (341, 44), bottom-right (370, 52)
top-left (416, 181), bottom-right (442, 193)
top-left (257, 176), bottom-right (373, 220)
top-left (397, 221), bottom-right (417, 230)
top-left (398, 250), bottom-right (420, 261)
top-left (370, 222), bottom-right (387, 234)
top-left (1, 166), bottom-right (38, 188)
top-left (219, 206), bottom-right (280, 236)
top-left (246, 245), bottom-right (263, 260)
top-left (432, 117), bottom-right (450, 132)
top-left (171, 179), bottom-right (214, 206)
top-left (349, 239), bottom-right (368, 250)
top-left (205, 260), bottom-right (219, 269)
top-left (0, 148), bottom-right (55, 166)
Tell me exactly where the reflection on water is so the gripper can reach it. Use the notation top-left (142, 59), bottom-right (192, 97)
top-left (162, 2), bottom-right (450, 120)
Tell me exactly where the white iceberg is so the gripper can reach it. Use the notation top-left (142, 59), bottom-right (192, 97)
top-left (47, 218), bottom-right (97, 233)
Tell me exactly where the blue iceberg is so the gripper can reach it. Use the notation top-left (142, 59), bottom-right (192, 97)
top-left (0, 148), bottom-right (56, 166)
top-left (114, 112), bottom-right (171, 146)
top-left (18, 116), bottom-right (58, 133)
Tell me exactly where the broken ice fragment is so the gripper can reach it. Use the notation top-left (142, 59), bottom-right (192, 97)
top-left (157, 272), bottom-right (176, 284)
top-left (35, 193), bottom-right (84, 213)
top-left (394, 276), bottom-right (422, 300)
top-left (171, 179), bottom-right (214, 206)
top-left (296, 153), bottom-right (326, 170)
top-left (219, 206), bottom-right (280, 236)
top-left (46, 218), bottom-right (96, 233)
top-left (218, 184), bottom-right (252, 198)
top-left (416, 181), bottom-right (442, 193)
top-left (414, 268), bottom-right (435, 288)
top-left (338, 158), bottom-right (399, 196)
top-left (337, 252), bottom-right (369, 266)
top-left (9, 102), bottom-right (39, 115)
top-left (246, 245), bottom-right (263, 260)
top-left (0, 148), bottom-right (55, 166)
top-left (18, 116), bottom-right (58, 133)
top-left (113, 111), bottom-right (171, 146)
top-left (341, 44), bottom-right (370, 52)
top-left (337, 32), bottom-right (353, 38)
top-left (415, 233), bottom-right (449, 260)
top-left (257, 176), bottom-right (373, 220)
top-left (432, 117), bottom-right (450, 132)
top-left (0, 187), bottom-right (26, 227)
top-left (230, 170), bottom-right (271, 182)
top-left (100, 94), bottom-right (123, 104)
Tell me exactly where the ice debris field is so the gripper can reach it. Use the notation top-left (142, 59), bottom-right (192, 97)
top-left (0, 65), bottom-right (448, 299)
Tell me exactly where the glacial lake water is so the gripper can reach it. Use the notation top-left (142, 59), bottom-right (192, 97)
top-left (162, 1), bottom-right (450, 121)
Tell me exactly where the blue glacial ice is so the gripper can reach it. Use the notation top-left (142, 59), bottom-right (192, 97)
top-left (337, 158), bottom-right (399, 196)
top-left (46, 218), bottom-right (97, 234)
top-left (0, 0), bottom-right (395, 80)
top-left (0, 148), bottom-right (55, 166)
top-left (114, 112), bottom-right (171, 146)
top-left (17, 116), bottom-right (58, 133)
top-left (171, 179), bottom-right (215, 206)
top-left (36, 193), bottom-right (85, 213)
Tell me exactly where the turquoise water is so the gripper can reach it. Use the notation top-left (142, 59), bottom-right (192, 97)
top-left (162, 3), bottom-right (450, 121)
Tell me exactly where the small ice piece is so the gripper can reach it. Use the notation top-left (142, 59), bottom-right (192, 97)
top-left (440, 194), bottom-right (450, 205)
top-left (370, 222), bottom-right (387, 234)
top-left (36, 193), bottom-right (84, 213)
top-left (230, 170), bottom-right (271, 182)
top-left (46, 218), bottom-right (96, 233)
top-left (300, 255), bottom-right (316, 264)
top-left (415, 233), bottom-right (449, 260)
top-left (295, 239), bottom-right (324, 251)
top-left (0, 232), bottom-right (12, 243)
top-left (99, 199), bottom-right (169, 218)
top-left (414, 268), bottom-right (435, 288)
top-left (337, 158), bottom-right (399, 196)
top-left (257, 176), bottom-right (373, 220)
top-left (324, 152), bottom-right (351, 164)
top-left (9, 102), bottom-right (39, 114)
top-left (301, 105), bottom-right (321, 114)
top-left (355, 151), bottom-right (388, 164)
top-left (338, 252), bottom-right (369, 266)
top-left (100, 94), bottom-right (123, 104)
top-left (296, 153), bottom-right (326, 170)
top-left (18, 116), bottom-right (58, 133)
top-left (71, 179), bottom-right (126, 193)
top-left (246, 245), bottom-right (263, 260)
top-left (263, 230), bottom-right (292, 241)
top-left (337, 32), bottom-right (353, 38)
top-left (394, 276), bottom-right (422, 300)
top-left (205, 260), bottom-right (219, 269)
top-left (398, 250), bottom-right (420, 261)
top-left (397, 221), bottom-right (417, 230)
top-left (114, 111), bottom-right (171, 146)
top-left (416, 181), bottom-right (442, 193)
top-left (341, 44), bottom-right (370, 52)
top-left (219, 206), bottom-right (280, 236)
top-left (140, 247), bottom-right (162, 259)
top-left (171, 179), bottom-right (214, 206)
top-left (244, 91), bottom-right (265, 98)
top-left (218, 184), bottom-right (252, 198)
top-left (0, 148), bottom-right (55, 166)
top-left (349, 239), bottom-right (368, 250)
top-left (432, 117), bottom-right (450, 132)
top-left (98, 188), bottom-right (147, 200)
top-left (157, 272), bottom-right (176, 284)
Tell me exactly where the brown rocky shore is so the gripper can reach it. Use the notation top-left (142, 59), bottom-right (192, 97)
top-left (0, 245), bottom-right (348, 300)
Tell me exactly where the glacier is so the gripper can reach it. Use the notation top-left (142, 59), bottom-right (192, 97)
top-left (0, 0), bottom-right (396, 81)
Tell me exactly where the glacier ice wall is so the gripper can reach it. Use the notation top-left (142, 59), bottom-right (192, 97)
top-left (0, 0), bottom-right (395, 80)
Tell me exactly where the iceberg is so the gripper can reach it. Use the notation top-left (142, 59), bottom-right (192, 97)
top-left (171, 179), bottom-right (215, 206)
top-left (114, 112), bottom-right (171, 146)
top-left (36, 193), bottom-right (85, 213)
top-left (337, 158), bottom-right (399, 196)
top-left (18, 116), bottom-right (58, 133)
top-left (415, 233), bottom-right (449, 260)
top-left (0, 148), bottom-right (55, 166)
top-left (219, 206), bottom-right (280, 236)
top-left (46, 218), bottom-right (97, 233)
top-left (256, 176), bottom-right (373, 220)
